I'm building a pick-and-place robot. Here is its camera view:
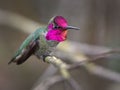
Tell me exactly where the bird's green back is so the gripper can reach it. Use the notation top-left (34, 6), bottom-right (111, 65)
top-left (14, 27), bottom-right (47, 58)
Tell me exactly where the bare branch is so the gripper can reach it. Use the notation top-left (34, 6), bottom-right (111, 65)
top-left (33, 75), bottom-right (64, 90)
top-left (32, 64), bottom-right (58, 89)
top-left (66, 50), bottom-right (120, 83)
top-left (83, 63), bottom-right (120, 83)
top-left (33, 75), bottom-right (81, 90)
top-left (45, 56), bottom-right (71, 79)
top-left (68, 78), bottom-right (82, 90)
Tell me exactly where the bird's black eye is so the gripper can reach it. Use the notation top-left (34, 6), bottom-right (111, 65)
top-left (54, 25), bottom-right (61, 29)
top-left (54, 25), bottom-right (59, 29)
top-left (53, 23), bottom-right (62, 29)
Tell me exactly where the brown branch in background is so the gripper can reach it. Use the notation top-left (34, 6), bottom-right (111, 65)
top-left (68, 48), bottom-right (120, 69)
top-left (33, 75), bottom-right (64, 90)
top-left (33, 75), bottom-right (81, 90)
top-left (83, 63), bottom-right (120, 83)
top-left (91, 48), bottom-right (120, 60)
top-left (35, 64), bottom-right (58, 81)
top-left (65, 48), bottom-right (120, 83)
top-left (68, 78), bottom-right (82, 90)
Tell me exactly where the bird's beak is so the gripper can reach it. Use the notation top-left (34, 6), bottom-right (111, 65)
top-left (66, 26), bottom-right (80, 30)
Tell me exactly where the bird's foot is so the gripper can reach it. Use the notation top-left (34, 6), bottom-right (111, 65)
top-left (43, 55), bottom-right (51, 62)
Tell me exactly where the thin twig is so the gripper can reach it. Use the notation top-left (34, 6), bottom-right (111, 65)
top-left (33, 75), bottom-right (81, 90)
top-left (32, 64), bottom-right (57, 89)
top-left (91, 48), bottom-right (120, 60)
top-left (68, 78), bottom-right (82, 90)
top-left (83, 63), bottom-right (120, 83)
top-left (33, 75), bottom-right (64, 90)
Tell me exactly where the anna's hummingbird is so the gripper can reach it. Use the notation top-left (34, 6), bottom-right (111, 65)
top-left (8, 16), bottom-right (80, 65)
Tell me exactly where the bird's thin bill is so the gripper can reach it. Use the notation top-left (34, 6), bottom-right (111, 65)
top-left (66, 26), bottom-right (80, 30)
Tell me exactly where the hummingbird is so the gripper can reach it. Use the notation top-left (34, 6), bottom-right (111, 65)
top-left (8, 16), bottom-right (80, 65)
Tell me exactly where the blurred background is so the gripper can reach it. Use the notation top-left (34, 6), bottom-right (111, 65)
top-left (0, 0), bottom-right (120, 90)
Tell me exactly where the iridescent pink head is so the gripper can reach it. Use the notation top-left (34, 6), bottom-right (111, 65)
top-left (46, 16), bottom-right (80, 42)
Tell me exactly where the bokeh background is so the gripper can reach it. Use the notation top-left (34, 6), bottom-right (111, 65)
top-left (0, 0), bottom-right (120, 90)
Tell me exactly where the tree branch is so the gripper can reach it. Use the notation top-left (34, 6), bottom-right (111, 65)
top-left (33, 75), bottom-right (64, 90)
top-left (44, 56), bottom-right (70, 79)
top-left (33, 75), bottom-right (81, 90)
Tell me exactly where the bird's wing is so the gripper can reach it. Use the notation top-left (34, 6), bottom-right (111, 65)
top-left (8, 29), bottom-right (42, 65)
